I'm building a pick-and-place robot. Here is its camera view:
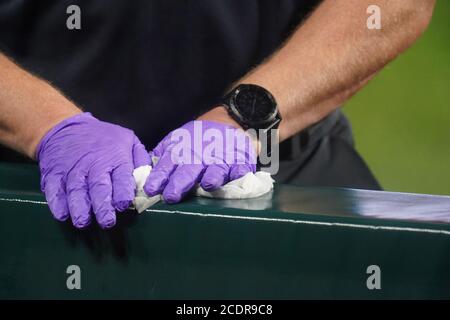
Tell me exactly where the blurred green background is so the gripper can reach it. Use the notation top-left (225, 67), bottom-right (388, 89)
top-left (344, 1), bottom-right (450, 196)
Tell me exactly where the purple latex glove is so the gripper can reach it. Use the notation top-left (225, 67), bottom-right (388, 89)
top-left (144, 120), bottom-right (257, 203)
top-left (37, 112), bottom-right (150, 229)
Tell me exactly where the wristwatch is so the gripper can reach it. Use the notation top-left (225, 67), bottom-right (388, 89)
top-left (222, 84), bottom-right (282, 157)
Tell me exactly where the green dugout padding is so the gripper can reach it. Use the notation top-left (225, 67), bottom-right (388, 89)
top-left (0, 162), bottom-right (449, 299)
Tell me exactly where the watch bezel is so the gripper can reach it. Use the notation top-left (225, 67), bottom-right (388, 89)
top-left (227, 84), bottom-right (279, 128)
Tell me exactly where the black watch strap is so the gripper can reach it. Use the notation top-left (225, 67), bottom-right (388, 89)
top-left (221, 84), bottom-right (281, 166)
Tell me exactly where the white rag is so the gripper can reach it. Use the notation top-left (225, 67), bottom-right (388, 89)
top-left (132, 165), bottom-right (274, 213)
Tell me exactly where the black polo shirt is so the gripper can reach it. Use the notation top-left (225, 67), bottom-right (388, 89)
top-left (0, 0), bottom-right (319, 159)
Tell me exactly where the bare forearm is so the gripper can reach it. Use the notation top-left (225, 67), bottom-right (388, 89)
top-left (0, 54), bottom-right (81, 158)
top-left (237, 0), bottom-right (435, 141)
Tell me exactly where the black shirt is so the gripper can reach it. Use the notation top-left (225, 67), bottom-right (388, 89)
top-left (0, 0), bottom-right (319, 160)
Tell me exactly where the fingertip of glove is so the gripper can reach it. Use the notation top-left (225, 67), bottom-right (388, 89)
top-left (200, 179), bottom-right (222, 192)
top-left (144, 180), bottom-right (163, 197)
top-left (97, 213), bottom-right (116, 229)
top-left (53, 213), bottom-right (70, 222)
top-left (72, 216), bottom-right (91, 229)
top-left (114, 200), bottom-right (132, 212)
top-left (162, 191), bottom-right (182, 204)
top-left (229, 164), bottom-right (252, 180)
top-left (100, 218), bottom-right (116, 229)
top-left (50, 204), bottom-right (70, 222)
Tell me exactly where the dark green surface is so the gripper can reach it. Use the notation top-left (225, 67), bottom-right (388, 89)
top-left (0, 162), bottom-right (450, 299)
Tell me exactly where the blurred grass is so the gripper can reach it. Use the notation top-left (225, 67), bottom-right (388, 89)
top-left (344, 1), bottom-right (450, 195)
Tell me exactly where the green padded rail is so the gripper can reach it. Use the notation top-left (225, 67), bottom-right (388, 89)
top-left (0, 162), bottom-right (449, 299)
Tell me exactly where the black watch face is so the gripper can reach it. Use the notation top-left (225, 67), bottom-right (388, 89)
top-left (233, 85), bottom-right (277, 124)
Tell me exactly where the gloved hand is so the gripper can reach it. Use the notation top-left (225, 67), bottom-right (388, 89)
top-left (37, 112), bottom-right (150, 229)
top-left (144, 120), bottom-right (257, 203)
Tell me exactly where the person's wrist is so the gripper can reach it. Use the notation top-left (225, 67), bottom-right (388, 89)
top-left (197, 106), bottom-right (261, 155)
top-left (197, 105), bottom-right (242, 129)
top-left (32, 109), bottom-right (84, 160)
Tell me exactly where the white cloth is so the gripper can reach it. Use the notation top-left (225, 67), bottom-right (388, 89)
top-left (132, 165), bottom-right (274, 213)
top-left (132, 166), bottom-right (162, 213)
